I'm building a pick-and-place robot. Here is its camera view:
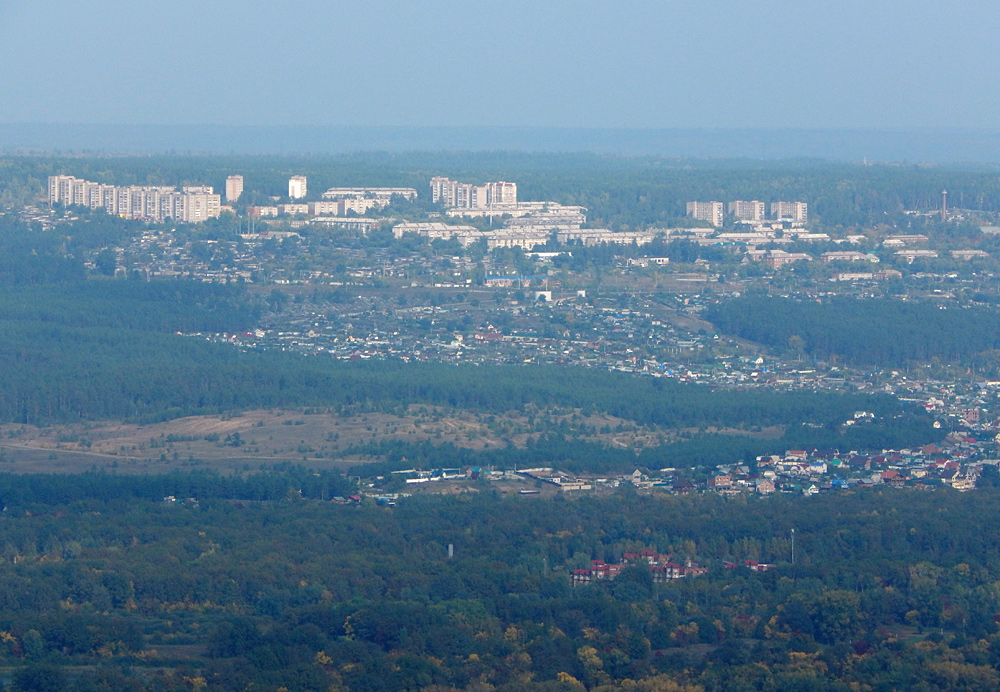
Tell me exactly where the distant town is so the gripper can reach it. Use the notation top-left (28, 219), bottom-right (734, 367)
top-left (2, 163), bottom-right (991, 498)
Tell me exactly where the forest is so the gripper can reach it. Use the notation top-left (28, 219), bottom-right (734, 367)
top-left (0, 474), bottom-right (997, 691)
top-left (705, 296), bottom-right (1000, 368)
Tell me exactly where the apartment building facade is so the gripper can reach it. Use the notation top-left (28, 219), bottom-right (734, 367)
top-left (288, 176), bottom-right (307, 199)
top-left (225, 175), bottom-right (244, 202)
top-left (728, 200), bottom-right (766, 222)
top-left (686, 201), bottom-right (724, 227)
top-left (771, 201), bottom-right (808, 222)
top-left (48, 175), bottom-right (221, 223)
top-left (430, 177), bottom-right (518, 209)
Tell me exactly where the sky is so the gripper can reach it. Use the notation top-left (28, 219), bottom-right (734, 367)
top-left (1, 0), bottom-right (999, 130)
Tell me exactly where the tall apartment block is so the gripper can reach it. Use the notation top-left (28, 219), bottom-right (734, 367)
top-left (728, 200), bottom-right (766, 222)
top-left (225, 175), bottom-right (244, 203)
top-left (288, 176), bottom-right (307, 199)
top-left (686, 201), bottom-right (724, 227)
top-left (48, 175), bottom-right (221, 224)
top-left (771, 201), bottom-right (808, 222)
top-left (430, 177), bottom-right (517, 209)
top-left (485, 181), bottom-right (517, 205)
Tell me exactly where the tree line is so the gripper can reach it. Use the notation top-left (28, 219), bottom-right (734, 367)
top-left (707, 295), bottom-right (1000, 368)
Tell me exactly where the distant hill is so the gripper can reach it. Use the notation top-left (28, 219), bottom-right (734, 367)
top-left (6, 124), bottom-right (1000, 163)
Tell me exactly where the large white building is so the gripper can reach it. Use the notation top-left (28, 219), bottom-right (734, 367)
top-left (288, 176), bottom-right (307, 199)
top-left (771, 201), bottom-right (808, 222)
top-left (48, 175), bottom-right (221, 224)
top-left (430, 177), bottom-right (517, 209)
top-left (225, 175), bottom-right (244, 203)
top-left (728, 200), bottom-right (766, 222)
top-left (686, 201), bottom-right (724, 227)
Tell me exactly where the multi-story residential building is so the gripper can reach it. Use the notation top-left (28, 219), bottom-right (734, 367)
top-left (247, 206), bottom-right (279, 218)
top-left (308, 217), bottom-right (382, 233)
top-left (307, 201), bottom-right (341, 215)
top-left (47, 175), bottom-right (221, 223)
top-left (822, 251), bottom-right (879, 263)
top-left (225, 175), bottom-right (244, 202)
top-left (430, 177), bottom-right (517, 209)
top-left (429, 177), bottom-right (455, 206)
top-left (484, 181), bottom-right (517, 205)
top-left (771, 201), bottom-right (808, 222)
top-left (288, 175), bottom-right (307, 199)
top-left (310, 199), bottom-right (391, 216)
top-left (339, 197), bottom-right (384, 215)
top-left (276, 204), bottom-right (309, 216)
top-left (728, 200), bottom-right (765, 222)
top-left (686, 201), bottom-right (724, 227)
top-left (430, 177), bottom-right (469, 207)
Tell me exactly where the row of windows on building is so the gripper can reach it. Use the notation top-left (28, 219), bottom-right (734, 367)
top-left (687, 200), bottom-right (808, 226)
top-left (48, 176), bottom-right (221, 223)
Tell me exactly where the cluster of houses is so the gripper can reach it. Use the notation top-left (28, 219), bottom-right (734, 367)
top-left (701, 434), bottom-right (986, 496)
top-left (571, 551), bottom-right (710, 585)
top-left (369, 426), bottom-right (992, 503)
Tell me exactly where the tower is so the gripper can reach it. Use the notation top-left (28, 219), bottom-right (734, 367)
top-left (225, 175), bottom-right (244, 203)
top-left (289, 175), bottom-right (307, 199)
top-left (941, 190), bottom-right (948, 222)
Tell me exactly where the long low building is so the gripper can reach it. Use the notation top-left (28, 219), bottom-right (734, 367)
top-left (393, 222), bottom-right (657, 250)
top-left (822, 251), bottom-right (879, 263)
top-left (444, 202), bottom-right (587, 219)
top-left (308, 198), bottom-right (386, 215)
top-left (308, 217), bottom-right (383, 233)
top-left (392, 222), bottom-right (481, 245)
top-left (557, 229), bottom-right (655, 246)
top-left (322, 187), bottom-right (418, 201)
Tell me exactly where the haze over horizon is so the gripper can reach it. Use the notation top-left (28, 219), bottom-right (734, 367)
top-left (2, 1), bottom-right (999, 160)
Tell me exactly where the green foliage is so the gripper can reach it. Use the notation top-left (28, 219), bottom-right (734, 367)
top-left (708, 296), bottom-right (1000, 367)
top-left (0, 480), bottom-right (995, 690)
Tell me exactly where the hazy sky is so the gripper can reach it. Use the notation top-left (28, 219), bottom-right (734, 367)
top-left (1, 0), bottom-right (997, 129)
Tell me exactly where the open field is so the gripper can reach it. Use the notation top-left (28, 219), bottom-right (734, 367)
top-left (0, 407), bottom-right (782, 475)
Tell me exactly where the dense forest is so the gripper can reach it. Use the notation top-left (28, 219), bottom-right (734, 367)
top-left (0, 475), bottom-right (997, 691)
top-left (705, 296), bottom-right (1000, 368)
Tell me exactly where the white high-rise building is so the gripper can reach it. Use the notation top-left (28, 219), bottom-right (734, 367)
top-left (430, 177), bottom-right (517, 209)
top-left (288, 175), bottom-right (307, 199)
top-left (225, 175), bottom-right (244, 203)
top-left (686, 201), bottom-right (724, 227)
top-left (47, 175), bottom-right (221, 223)
top-left (485, 181), bottom-right (517, 206)
top-left (728, 200), bottom-right (766, 222)
top-left (771, 201), bottom-right (808, 222)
